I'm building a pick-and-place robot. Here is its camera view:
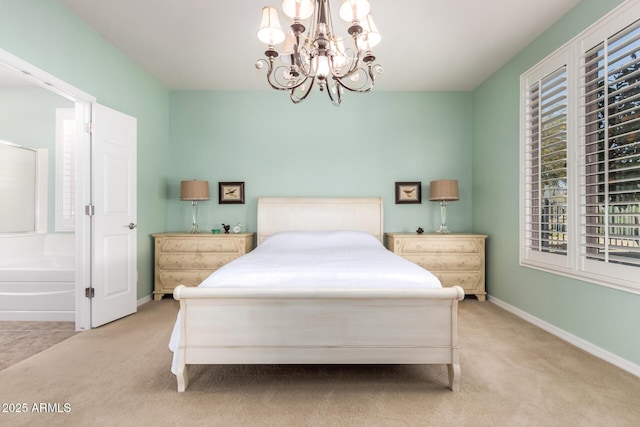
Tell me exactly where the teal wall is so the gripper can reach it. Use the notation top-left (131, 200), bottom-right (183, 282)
top-left (1, 0), bottom-right (638, 369)
top-left (168, 91), bottom-right (473, 235)
top-left (0, 0), bottom-right (170, 299)
top-left (472, 0), bottom-right (640, 365)
top-left (0, 86), bottom-right (74, 234)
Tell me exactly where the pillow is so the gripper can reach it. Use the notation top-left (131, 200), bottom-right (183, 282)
top-left (260, 230), bottom-right (381, 251)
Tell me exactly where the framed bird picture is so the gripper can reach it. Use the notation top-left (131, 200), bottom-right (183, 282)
top-left (219, 181), bottom-right (245, 204)
top-left (395, 181), bottom-right (421, 204)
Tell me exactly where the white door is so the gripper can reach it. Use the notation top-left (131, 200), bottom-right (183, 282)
top-left (90, 103), bottom-right (137, 327)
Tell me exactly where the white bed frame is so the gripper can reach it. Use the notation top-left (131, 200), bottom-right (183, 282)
top-left (173, 197), bottom-right (464, 392)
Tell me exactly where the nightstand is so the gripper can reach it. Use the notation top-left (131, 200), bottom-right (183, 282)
top-left (152, 232), bottom-right (254, 300)
top-left (386, 233), bottom-right (487, 301)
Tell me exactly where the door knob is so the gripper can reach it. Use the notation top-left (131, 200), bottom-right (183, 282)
top-left (127, 223), bottom-right (138, 229)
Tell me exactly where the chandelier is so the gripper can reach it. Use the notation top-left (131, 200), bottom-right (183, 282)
top-left (255, 0), bottom-right (383, 106)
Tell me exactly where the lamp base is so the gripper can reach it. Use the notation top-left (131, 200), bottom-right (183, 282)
top-left (189, 201), bottom-right (201, 234)
top-left (436, 201), bottom-right (452, 234)
top-left (435, 226), bottom-right (451, 234)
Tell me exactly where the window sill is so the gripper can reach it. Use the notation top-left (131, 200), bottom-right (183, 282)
top-left (520, 259), bottom-right (640, 296)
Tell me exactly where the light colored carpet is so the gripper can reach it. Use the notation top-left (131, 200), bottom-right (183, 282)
top-left (0, 299), bottom-right (638, 426)
top-left (0, 321), bottom-right (77, 371)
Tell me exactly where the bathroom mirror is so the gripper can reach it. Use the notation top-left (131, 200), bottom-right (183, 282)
top-left (0, 65), bottom-right (75, 234)
top-left (0, 141), bottom-right (37, 232)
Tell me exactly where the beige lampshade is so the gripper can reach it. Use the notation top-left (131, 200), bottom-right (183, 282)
top-left (180, 180), bottom-right (210, 201)
top-left (429, 180), bottom-right (459, 201)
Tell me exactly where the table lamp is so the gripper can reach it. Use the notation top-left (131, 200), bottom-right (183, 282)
top-left (180, 180), bottom-right (210, 233)
top-left (429, 179), bottom-right (459, 234)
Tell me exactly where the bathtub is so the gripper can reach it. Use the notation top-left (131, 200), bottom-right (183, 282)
top-left (0, 255), bottom-right (75, 321)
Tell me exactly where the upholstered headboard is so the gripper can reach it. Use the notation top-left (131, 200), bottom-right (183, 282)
top-left (257, 197), bottom-right (383, 245)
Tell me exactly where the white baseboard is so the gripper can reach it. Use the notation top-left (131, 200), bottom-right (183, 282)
top-left (137, 294), bottom-right (152, 306)
top-left (489, 296), bottom-right (640, 378)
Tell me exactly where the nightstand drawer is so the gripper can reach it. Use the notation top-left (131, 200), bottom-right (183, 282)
top-left (404, 254), bottom-right (483, 271)
top-left (159, 238), bottom-right (240, 253)
top-left (157, 271), bottom-right (212, 288)
top-left (399, 239), bottom-right (480, 254)
top-left (433, 271), bottom-right (483, 291)
top-left (158, 253), bottom-right (240, 270)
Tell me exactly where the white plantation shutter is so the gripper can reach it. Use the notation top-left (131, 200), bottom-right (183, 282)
top-left (55, 108), bottom-right (75, 231)
top-left (579, 19), bottom-right (640, 269)
top-left (524, 65), bottom-right (569, 259)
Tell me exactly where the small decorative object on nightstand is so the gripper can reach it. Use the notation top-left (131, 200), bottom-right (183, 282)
top-left (386, 232), bottom-right (487, 301)
top-left (429, 179), bottom-right (459, 234)
top-left (222, 224), bottom-right (231, 234)
top-left (152, 232), bottom-right (255, 300)
top-left (416, 227), bottom-right (424, 234)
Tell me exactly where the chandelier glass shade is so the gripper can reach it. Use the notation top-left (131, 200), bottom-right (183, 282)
top-left (255, 0), bottom-right (383, 106)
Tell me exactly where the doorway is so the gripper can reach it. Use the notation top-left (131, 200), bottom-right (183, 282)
top-left (0, 48), bottom-right (138, 330)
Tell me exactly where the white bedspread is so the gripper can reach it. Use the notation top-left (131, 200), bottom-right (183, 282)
top-left (169, 231), bottom-right (441, 373)
top-left (198, 231), bottom-right (442, 289)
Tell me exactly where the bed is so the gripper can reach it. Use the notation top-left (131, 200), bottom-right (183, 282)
top-left (169, 197), bottom-right (464, 392)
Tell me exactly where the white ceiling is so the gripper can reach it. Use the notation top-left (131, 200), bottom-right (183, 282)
top-left (58, 0), bottom-right (582, 91)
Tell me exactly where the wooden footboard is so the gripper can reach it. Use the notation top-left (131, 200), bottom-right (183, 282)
top-left (173, 285), bottom-right (465, 392)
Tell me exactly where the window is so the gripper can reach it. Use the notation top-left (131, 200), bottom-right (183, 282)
top-left (521, 1), bottom-right (640, 294)
top-left (580, 20), bottom-right (640, 270)
top-left (55, 108), bottom-right (75, 231)
top-left (524, 65), bottom-right (569, 260)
